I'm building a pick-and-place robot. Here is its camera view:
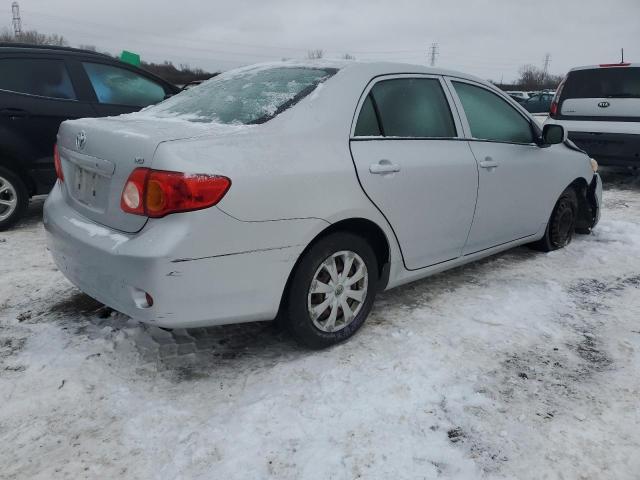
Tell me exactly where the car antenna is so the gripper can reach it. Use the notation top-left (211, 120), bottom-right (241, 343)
top-left (621, 48), bottom-right (624, 64)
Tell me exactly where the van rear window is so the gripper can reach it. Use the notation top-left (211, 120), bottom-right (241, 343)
top-left (562, 67), bottom-right (640, 99)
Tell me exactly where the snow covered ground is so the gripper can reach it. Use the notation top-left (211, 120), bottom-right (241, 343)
top-left (1, 170), bottom-right (639, 480)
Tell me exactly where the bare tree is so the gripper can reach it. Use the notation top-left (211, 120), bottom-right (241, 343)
top-left (342, 53), bottom-right (356, 60)
top-left (307, 49), bottom-right (324, 60)
top-left (78, 44), bottom-right (97, 51)
top-left (0, 28), bottom-right (68, 46)
top-left (516, 64), bottom-right (563, 90)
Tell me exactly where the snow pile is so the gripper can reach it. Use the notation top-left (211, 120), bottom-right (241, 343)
top-left (1, 173), bottom-right (640, 479)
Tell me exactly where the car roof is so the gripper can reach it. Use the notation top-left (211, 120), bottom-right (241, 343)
top-left (0, 42), bottom-right (113, 59)
top-left (234, 59), bottom-right (490, 86)
top-left (568, 63), bottom-right (640, 72)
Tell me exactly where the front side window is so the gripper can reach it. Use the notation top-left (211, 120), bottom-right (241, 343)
top-left (0, 58), bottom-right (76, 100)
top-left (354, 78), bottom-right (456, 138)
top-left (83, 62), bottom-right (166, 107)
top-left (453, 82), bottom-right (534, 144)
top-left (145, 66), bottom-right (337, 124)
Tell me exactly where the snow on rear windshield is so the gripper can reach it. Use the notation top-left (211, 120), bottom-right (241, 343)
top-left (145, 66), bottom-right (338, 125)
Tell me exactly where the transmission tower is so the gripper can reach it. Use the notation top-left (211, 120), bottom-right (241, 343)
top-left (12, 2), bottom-right (22, 36)
top-left (428, 43), bottom-right (439, 67)
top-left (542, 53), bottom-right (551, 79)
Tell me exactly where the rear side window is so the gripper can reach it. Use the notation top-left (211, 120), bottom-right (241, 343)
top-left (354, 95), bottom-right (381, 136)
top-left (562, 67), bottom-right (640, 99)
top-left (453, 82), bottom-right (533, 144)
top-left (0, 58), bottom-right (76, 100)
top-left (82, 62), bottom-right (166, 107)
top-left (354, 78), bottom-right (456, 138)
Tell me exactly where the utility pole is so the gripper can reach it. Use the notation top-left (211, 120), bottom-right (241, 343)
top-left (428, 43), bottom-right (439, 67)
top-left (12, 2), bottom-right (22, 37)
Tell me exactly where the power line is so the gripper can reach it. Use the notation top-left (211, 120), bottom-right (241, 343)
top-left (543, 53), bottom-right (551, 79)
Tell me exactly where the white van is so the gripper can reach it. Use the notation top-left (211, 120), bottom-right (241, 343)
top-left (545, 63), bottom-right (640, 166)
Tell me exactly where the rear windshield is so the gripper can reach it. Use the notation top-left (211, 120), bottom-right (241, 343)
top-left (562, 67), bottom-right (640, 99)
top-left (145, 66), bottom-right (337, 124)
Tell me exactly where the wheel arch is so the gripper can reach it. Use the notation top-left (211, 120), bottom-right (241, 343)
top-left (566, 176), bottom-right (595, 232)
top-left (276, 217), bottom-right (392, 321)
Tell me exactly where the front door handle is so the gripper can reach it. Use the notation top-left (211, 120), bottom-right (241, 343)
top-left (479, 157), bottom-right (498, 169)
top-left (369, 160), bottom-right (401, 174)
top-left (0, 108), bottom-right (29, 120)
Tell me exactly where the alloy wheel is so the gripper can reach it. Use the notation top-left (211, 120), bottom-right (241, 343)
top-left (307, 250), bottom-right (368, 333)
top-left (0, 175), bottom-right (18, 222)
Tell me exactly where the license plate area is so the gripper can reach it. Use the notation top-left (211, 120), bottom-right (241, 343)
top-left (72, 166), bottom-right (108, 210)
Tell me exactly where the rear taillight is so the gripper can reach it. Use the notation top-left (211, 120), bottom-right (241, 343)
top-left (599, 62), bottom-right (630, 67)
top-left (121, 168), bottom-right (231, 218)
top-left (53, 144), bottom-right (64, 182)
top-left (549, 75), bottom-right (567, 119)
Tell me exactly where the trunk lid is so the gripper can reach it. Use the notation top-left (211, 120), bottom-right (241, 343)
top-left (57, 115), bottom-right (216, 233)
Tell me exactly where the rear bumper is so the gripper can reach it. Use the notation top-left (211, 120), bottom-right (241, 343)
top-left (43, 184), bottom-right (309, 328)
top-left (568, 132), bottom-right (640, 166)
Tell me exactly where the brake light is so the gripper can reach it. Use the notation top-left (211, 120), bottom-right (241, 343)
top-left (120, 168), bottom-right (231, 218)
top-left (549, 75), bottom-right (566, 119)
top-left (53, 144), bottom-right (64, 182)
top-left (599, 63), bottom-right (630, 67)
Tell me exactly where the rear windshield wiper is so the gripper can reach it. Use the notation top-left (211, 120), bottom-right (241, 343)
top-left (604, 93), bottom-right (640, 98)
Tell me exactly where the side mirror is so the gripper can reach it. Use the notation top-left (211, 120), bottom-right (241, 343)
top-left (541, 124), bottom-right (566, 145)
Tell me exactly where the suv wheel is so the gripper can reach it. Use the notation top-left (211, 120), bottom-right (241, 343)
top-left (284, 232), bottom-right (378, 349)
top-left (0, 167), bottom-right (28, 231)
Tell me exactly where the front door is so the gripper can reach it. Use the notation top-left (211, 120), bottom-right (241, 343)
top-left (349, 76), bottom-right (478, 270)
top-left (448, 79), bottom-right (550, 254)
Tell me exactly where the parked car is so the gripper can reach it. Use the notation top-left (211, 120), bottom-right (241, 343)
top-left (545, 63), bottom-right (640, 166)
top-left (44, 61), bottom-right (601, 349)
top-left (0, 43), bottom-right (179, 229)
top-left (522, 92), bottom-right (555, 113)
top-left (506, 90), bottom-right (530, 103)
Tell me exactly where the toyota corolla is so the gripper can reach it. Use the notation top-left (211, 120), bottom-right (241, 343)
top-left (44, 61), bottom-right (602, 348)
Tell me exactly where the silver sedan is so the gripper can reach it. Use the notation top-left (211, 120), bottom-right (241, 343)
top-left (44, 61), bottom-right (602, 348)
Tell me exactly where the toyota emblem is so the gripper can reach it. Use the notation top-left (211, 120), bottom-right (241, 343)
top-left (75, 131), bottom-right (87, 150)
top-left (597, 101), bottom-right (610, 108)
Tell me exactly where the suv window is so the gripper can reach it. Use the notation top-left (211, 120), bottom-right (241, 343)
top-left (82, 62), bottom-right (166, 107)
top-left (453, 82), bottom-right (534, 144)
top-left (355, 78), bottom-right (456, 138)
top-left (562, 67), bottom-right (640, 99)
top-left (0, 58), bottom-right (76, 100)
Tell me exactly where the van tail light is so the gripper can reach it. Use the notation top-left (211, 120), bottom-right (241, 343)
top-left (53, 144), bottom-right (64, 182)
top-left (549, 75), bottom-right (567, 119)
top-left (121, 168), bottom-right (231, 218)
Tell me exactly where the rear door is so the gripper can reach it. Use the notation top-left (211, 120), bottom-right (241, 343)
top-left (349, 75), bottom-right (478, 270)
top-left (0, 55), bottom-right (95, 188)
top-left (74, 60), bottom-right (173, 116)
top-left (447, 79), bottom-right (550, 254)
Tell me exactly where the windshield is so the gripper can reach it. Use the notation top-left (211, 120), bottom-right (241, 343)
top-left (562, 67), bottom-right (640, 99)
top-left (145, 66), bottom-right (338, 124)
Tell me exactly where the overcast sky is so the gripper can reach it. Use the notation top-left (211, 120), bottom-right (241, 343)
top-left (6, 0), bottom-right (640, 81)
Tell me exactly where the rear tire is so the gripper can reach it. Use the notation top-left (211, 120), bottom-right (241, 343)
top-left (284, 232), bottom-right (378, 349)
top-left (533, 187), bottom-right (578, 252)
top-left (0, 167), bottom-right (28, 231)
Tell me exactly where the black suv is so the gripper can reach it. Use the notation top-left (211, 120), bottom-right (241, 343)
top-left (0, 44), bottom-right (179, 229)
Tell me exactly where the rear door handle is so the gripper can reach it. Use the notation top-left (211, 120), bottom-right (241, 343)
top-left (479, 157), bottom-right (498, 169)
top-left (369, 160), bottom-right (401, 174)
top-left (0, 108), bottom-right (29, 119)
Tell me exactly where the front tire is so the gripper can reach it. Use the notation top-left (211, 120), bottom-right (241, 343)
top-left (533, 187), bottom-right (578, 252)
top-left (284, 232), bottom-right (378, 349)
top-left (0, 167), bottom-right (28, 231)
